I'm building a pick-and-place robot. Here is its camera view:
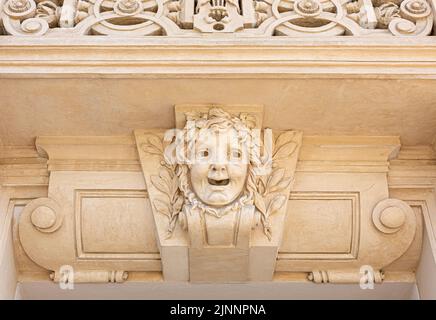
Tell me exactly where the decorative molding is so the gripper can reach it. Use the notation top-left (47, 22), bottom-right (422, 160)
top-left (277, 175), bottom-right (418, 272)
top-left (17, 171), bottom-right (162, 283)
top-left (35, 136), bottom-right (141, 172)
top-left (389, 189), bottom-right (436, 266)
top-left (74, 189), bottom-right (159, 260)
top-left (280, 192), bottom-right (360, 260)
top-left (50, 270), bottom-right (129, 283)
top-left (0, 146), bottom-right (48, 187)
top-left (308, 269), bottom-right (384, 284)
top-left (388, 146), bottom-right (436, 188)
top-left (297, 135), bottom-right (401, 173)
top-left (4, 38), bottom-right (436, 78)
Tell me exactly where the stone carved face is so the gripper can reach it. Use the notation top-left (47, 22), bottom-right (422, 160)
top-left (190, 129), bottom-right (248, 207)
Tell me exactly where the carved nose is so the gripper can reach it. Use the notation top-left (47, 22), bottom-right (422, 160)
top-left (211, 164), bottom-right (226, 172)
top-left (209, 164), bottom-right (228, 179)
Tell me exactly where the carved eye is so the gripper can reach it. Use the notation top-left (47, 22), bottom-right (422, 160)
top-left (230, 149), bottom-right (242, 160)
top-left (198, 149), bottom-right (209, 159)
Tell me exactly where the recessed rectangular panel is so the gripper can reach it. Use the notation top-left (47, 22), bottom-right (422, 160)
top-left (76, 190), bottom-right (159, 259)
top-left (279, 192), bottom-right (359, 260)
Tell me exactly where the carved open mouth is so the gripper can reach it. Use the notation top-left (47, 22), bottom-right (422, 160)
top-left (208, 178), bottom-right (230, 186)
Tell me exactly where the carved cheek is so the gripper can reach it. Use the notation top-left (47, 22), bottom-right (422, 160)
top-left (228, 164), bottom-right (248, 188)
top-left (190, 164), bottom-right (210, 192)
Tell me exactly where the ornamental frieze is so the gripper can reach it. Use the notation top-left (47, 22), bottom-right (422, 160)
top-left (0, 0), bottom-right (433, 36)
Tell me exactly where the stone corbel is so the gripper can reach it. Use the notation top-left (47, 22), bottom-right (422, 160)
top-left (304, 196), bottom-right (416, 284)
top-left (135, 104), bottom-right (303, 282)
top-left (17, 140), bottom-right (161, 284)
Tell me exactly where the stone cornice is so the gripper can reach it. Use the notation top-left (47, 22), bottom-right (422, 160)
top-left (35, 136), bottom-right (141, 172)
top-left (0, 146), bottom-right (48, 187)
top-left (389, 146), bottom-right (436, 188)
top-left (2, 37), bottom-right (436, 78)
top-left (34, 135), bottom-right (401, 173)
top-left (3, 138), bottom-right (434, 182)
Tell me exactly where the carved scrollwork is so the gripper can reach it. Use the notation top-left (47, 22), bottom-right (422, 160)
top-left (375, 2), bottom-right (400, 29)
top-left (401, 0), bottom-right (431, 21)
top-left (372, 198), bottom-right (413, 234)
top-left (0, 0), bottom-right (432, 36)
top-left (1, 0), bottom-right (52, 35)
top-left (35, 1), bottom-right (61, 27)
top-left (22, 197), bottom-right (64, 233)
top-left (3, 0), bottom-right (36, 19)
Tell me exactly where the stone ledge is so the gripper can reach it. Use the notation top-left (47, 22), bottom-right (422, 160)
top-left (2, 37), bottom-right (436, 78)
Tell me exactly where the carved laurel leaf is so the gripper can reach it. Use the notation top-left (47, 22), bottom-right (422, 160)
top-left (159, 168), bottom-right (172, 185)
top-left (170, 175), bottom-right (179, 197)
top-left (267, 168), bottom-right (285, 190)
top-left (273, 132), bottom-right (297, 160)
top-left (142, 134), bottom-right (164, 155)
top-left (173, 195), bottom-right (184, 214)
top-left (151, 174), bottom-right (170, 195)
top-left (269, 177), bottom-right (293, 194)
top-left (264, 228), bottom-right (272, 240)
top-left (168, 216), bottom-right (178, 236)
top-left (154, 199), bottom-right (171, 218)
top-left (261, 134), bottom-right (273, 165)
top-left (275, 131), bottom-right (295, 148)
top-left (257, 178), bottom-right (266, 195)
top-left (143, 145), bottom-right (160, 155)
top-left (267, 195), bottom-right (287, 215)
top-left (254, 192), bottom-right (267, 214)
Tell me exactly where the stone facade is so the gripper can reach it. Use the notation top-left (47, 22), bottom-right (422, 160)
top-left (0, 1), bottom-right (436, 299)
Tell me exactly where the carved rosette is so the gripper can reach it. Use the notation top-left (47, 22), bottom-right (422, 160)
top-left (4, 0), bottom-right (36, 18)
top-left (114, 0), bottom-right (143, 16)
top-left (294, 0), bottom-right (322, 17)
top-left (387, 0), bottom-right (433, 35)
top-left (1, 0), bottom-right (51, 35)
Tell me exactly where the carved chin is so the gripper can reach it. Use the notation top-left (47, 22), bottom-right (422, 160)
top-left (203, 192), bottom-right (235, 206)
